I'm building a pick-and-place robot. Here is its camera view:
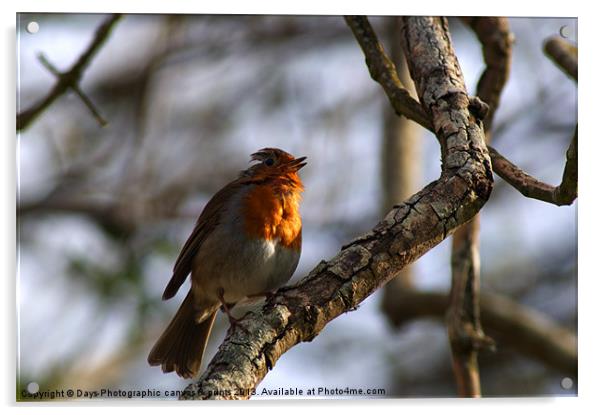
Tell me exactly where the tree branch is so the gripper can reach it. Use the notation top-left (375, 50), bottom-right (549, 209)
top-left (37, 53), bottom-right (109, 127)
top-left (446, 17), bottom-right (512, 397)
top-left (17, 14), bottom-right (122, 131)
top-left (446, 216), bottom-right (495, 397)
top-left (344, 16), bottom-right (433, 131)
top-left (380, 17), bottom-right (421, 321)
top-left (345, 16), bottom-right (577, 208)
top-left (461, 17), bottom-right (513, 132)
top-left (544, 36), bottom-right (577, 81)
top-left (382, 289), bottom-right (576, 375)
top-left (180, 16), bottom-right (492, 400)
top-left (18, 195), bottom-right (135, 237)
top-left (490, 32), bottom-right (577, 206)
top-left (489, 125), bottom-right (578, 206)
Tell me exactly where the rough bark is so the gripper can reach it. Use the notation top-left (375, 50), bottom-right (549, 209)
top-left (380, 18), bottom-right (422, 216)
top-left (181, 16), bottom-right (492, 400)
top-left (380, 17), bottom-right (421, 316)
top-left (446, 17), bottom-right (512, 397)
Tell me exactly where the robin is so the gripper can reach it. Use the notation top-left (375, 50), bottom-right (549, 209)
top-left (148, 148), bottom-right (306, 378)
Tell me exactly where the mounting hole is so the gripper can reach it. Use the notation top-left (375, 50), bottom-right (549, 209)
top-left (26, 21), bottom-right (39, 34)
top-left (27, 382), bottom-right (39, 394)
top-left (560, 377), bottom-right (574, 390)
top-left (559, 24), bottom-right (576, 41)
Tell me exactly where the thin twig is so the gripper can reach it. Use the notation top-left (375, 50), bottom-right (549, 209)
top-left (37, 53), bottom-right (108, 127)
top-left (344, 16), bottom-right (433, 131)
top-left (17, 14), bottom-right (122, 131)
top-left (489, 126), bottom-right (578, 206)
top-left (544, 36), bottom-right (577, 81)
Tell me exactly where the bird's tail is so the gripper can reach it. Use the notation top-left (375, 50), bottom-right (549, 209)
top-left (148, 291), bottom-right (217, 379)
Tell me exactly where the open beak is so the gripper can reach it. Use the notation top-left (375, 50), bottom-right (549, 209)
top-left (286, 156), bottom-right (307, 171)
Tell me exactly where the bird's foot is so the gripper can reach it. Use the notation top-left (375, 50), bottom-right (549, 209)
top-left (224, 311), bottom-right (252, 335)
top-left (246, 289), bottom-right (278, 303)
top-left (218, 289), bottom-right (251, 335)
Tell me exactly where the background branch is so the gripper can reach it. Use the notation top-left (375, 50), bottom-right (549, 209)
top-left (544, 36), bottom-right (577, 81)
top-left (17, 14), bottom-right (122, 131)
top-left (447, 215), bottom-right (495, 397)
top-left (37, 53), bottom-right (108, 127)
top-left (383, 289), bottom-right (576, 375)
top-left (461, 17), bottom-right (513, 133)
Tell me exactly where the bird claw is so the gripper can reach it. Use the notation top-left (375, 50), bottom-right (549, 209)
top-left (247, 289), bottom-right (278, 303)
top-left (225, 313), bottom-right (252, 336)
top-left (218, 288), bottom-right (252, 335)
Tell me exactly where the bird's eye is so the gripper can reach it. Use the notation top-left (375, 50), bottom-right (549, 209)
top-left (264, 158), bottom-right (275, 166)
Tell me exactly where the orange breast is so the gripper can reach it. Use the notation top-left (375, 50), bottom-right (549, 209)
top-left (242, 183), bottom-right (302, 250)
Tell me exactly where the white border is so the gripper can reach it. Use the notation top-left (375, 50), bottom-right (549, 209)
top-left (9, 0), bottom-right (579, 16)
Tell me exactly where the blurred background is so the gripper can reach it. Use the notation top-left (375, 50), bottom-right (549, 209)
top-left (16, 14), bottom-right (577, 398)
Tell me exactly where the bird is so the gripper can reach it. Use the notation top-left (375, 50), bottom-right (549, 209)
top-left (148, 148), bottom-right (306, 379)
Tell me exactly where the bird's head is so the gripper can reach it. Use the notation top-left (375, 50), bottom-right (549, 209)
top-left (242, 148), bottom-right (307, 180)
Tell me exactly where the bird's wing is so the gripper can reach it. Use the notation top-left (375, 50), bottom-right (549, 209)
top-left (161, 180), bottom-right (245, 300)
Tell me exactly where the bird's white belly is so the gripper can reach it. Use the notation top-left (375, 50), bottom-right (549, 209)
top-left (191, 224), bottom-right (300, 304)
